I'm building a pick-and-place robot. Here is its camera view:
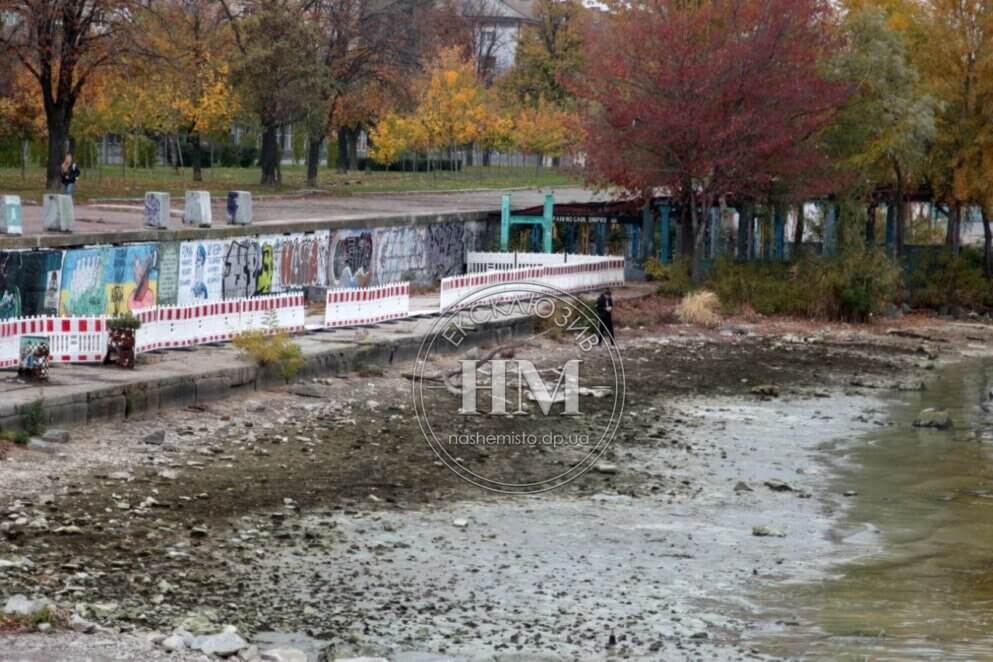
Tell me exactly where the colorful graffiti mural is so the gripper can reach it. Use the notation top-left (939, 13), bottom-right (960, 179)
top-left (1, 220), bottom-right (481, 316)
top-left (0, 250), bottom-right (63, 319)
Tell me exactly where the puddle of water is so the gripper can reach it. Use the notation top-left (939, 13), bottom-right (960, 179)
top-left (757, 359), bottom-right (993, 660)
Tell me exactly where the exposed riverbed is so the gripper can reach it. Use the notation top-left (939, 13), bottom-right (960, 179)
top-left (1, 317), bottom-right (991, 661)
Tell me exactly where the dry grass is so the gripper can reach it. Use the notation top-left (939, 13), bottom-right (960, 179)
top-left (675, 290), bottom-right (722, 328)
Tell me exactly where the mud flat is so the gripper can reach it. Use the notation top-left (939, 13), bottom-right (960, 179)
top-left (0, 314), bottom-right (989, 661)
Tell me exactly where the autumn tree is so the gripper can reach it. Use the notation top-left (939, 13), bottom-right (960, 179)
top-left (576, 0), bottom-right (846, 280)
top-left (514, 98), bottom-right (576, 167)
top-left (0, 68), bottom-right (44, 176)
top-left (821, 6), bottom-right (936, 256)
top-left (134, 0), bottom-right (238, 181)
top-left (918, 0), bottom-right (993, 263)
top-left (499, 0), bottom-right (585, 109)
top-left (225, 0), bottom-right (328, 186)
top-left (0, 0), bottom-right (131, 189)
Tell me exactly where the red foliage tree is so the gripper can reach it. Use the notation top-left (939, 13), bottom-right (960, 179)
top-left (575, 0), bottom-right (848, 277)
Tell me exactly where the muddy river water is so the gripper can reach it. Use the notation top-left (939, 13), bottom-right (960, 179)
top-left (758, 358), bottom-right (993, 659)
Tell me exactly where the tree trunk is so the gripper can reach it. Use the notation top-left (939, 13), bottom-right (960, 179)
top-left (347, 126), bottom-right (359, 171)
top-left (337, 127), bottom-right (349, 173)
top-left (679, 198), bottom-right (694, 260)
top-left (45, 106), bottom-right (71, 190)
top-left (191, 133), bottom-right (203, 182)
top-left (946, 201), bottom-right (961, 256)
top-left (306, 135), bottom-right (323, 187)
top-left (793, 203), bottom-right (805, 258)
top-left (737, 202), bottom-right (752, 260)
top-left (482, 148), bottom-right (492, 167)
top-left (983, 210), bottom-right (992, 280)
top-left (691, 191), bottom-right (709, 283)
top-left (866, 203), bottom-right (877, 248)
top-left (259, 124), bottom-right (280, 186)
top-left (893, 162), bottom-right (906, 257)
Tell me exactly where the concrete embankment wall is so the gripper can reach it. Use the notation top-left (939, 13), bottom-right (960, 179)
top-left (0, 212), bottom-right (492, 320)
top-left (0, 314), bottom-right (535, 431)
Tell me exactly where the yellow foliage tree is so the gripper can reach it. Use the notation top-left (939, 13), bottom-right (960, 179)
top-left (514, 98), bottom-right (577, 165)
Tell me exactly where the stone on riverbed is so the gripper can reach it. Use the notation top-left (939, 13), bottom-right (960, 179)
top-left (41, 429), bottom-right (70, 443)
top-left (260, 648), bottom-right (308, 662)
top-left (3, 594), bottom-right (53, 618)
top-left (913, 408), bottom-right (953, 430)
top-left (752, 526), bottom-right (786, 538)
top-left (192, 630), bottom-right (248, 657)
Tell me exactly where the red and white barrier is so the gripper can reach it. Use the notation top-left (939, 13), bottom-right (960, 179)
top-left (467, 252), bottom-right (623, 274)
top-left (0, 320), bottom-right (20, 369)
top-left (325, 283), bottom-right (410, 328)
top-left (441, 257), bottom-right (624, 311)
top-left (136, 293), bottom-right (305, 353)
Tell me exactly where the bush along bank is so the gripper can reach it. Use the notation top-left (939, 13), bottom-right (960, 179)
top-left (645, 248), bottom-right (993, 322)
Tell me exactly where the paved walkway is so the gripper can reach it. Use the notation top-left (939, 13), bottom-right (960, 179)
top-left (15, 187), bottom-right (604, 237)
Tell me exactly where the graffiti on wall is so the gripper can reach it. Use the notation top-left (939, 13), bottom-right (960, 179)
top-left (60, 248), bottom-right (107, 316)
top-left (271, 231), bottom-right (329, 291)
top-left (0, 250), bottom-right (63, 319)
top-left (222, 238), bottom-right (263, 300)
top-left (178, 240), bottom-right (224, 305)
top-left (373, 222), bottom-right (482, 285)
top-left (106, 244), bottom-right (159, 315)
top-left (157, 242), bottom-right (180, 306)
top-left (329, 230), bottom-right (373, 288)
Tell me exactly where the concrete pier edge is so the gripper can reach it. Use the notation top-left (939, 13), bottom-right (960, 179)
top-left (0, 313), bottom-right (535, 432)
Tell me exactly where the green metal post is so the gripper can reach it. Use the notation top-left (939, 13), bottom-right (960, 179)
top-left (500, 193), bottom-right (511, 251)
top-left (542, 193), bottom-right (554, 253)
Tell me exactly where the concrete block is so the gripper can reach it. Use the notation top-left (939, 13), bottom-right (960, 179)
top-left (226, 191), bottom-right (252, 225)
top-left (144, 192), bottom-right (171, 229)
top-left (157, 381), bottom-right (197, 409)
top-left (42, 194), bottom-right (74, 232)
top-left (124, 386), bottom-right (161, 417)
top-left (87, 394), bottom-right (127, 422)
top-left (1, 196), bottom-right (22, 235)
top-left (183, 191), bottom-right (212, 227)
top-left (195, 376), bottom-right (231, 402)
top-left (43, 400), bottom-right (89, 428)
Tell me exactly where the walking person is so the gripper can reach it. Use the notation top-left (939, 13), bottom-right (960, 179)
top-left (596, 288), bottom-right (615, 345)
top-left (60, 153), bottom-right (81, 196)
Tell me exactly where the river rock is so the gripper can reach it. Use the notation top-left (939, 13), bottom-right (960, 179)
top-left (245, 400), bottom-right (267, 413)
top-left (752, 526), bottom-right (786, 538)
top-left (913, 408), bottom-right (953, 430)
top-left (193, 631), bottom-right (247, 657)
top-left (764, 480), bottom-right (794, 492)
top-left (161, 634), bottom-right (187, 652)
top-left (594, 462), bottom-right (619, 474)
top-left (143, 429), bottom-right (166, 445)
top-left (750, 384), bottom-right (779, 397)
top-left (69, 614), bottom-right (96, 634)
top-left (3, 594), bottom-right (53, 618)
top-left (26, 439), bottom-right (58, 454)
top-left (41, 429), bottom-right (70, 443)
top-left (260, 648), bottom-right (308, 662)
top-left (733, 481), bottom-right (753, 493)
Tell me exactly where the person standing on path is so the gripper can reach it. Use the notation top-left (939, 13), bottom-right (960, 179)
top-left (596, 288), bottom-right (615, 345)
top-left (60, 154), bottom-right (81, 196)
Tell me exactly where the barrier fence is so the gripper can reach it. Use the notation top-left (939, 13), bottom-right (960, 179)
top-left (467, 251), bottom-right (621, 274)
top-left (0, 293), bottom-right (305, 370)
top-left (442, 257), bottom-right (625, 310)
top-left (0, 253), bottom-right (625, 370)
top-left (325, 282), bottom-right (410, 328)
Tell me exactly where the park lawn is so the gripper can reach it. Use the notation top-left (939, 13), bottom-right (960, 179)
top-left (0, 164), bottom-right (579, 203)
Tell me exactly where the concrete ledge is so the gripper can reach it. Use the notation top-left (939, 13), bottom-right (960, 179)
top-left (0, 314), bottom-right (535, 431)
top-left (0, 209), bottom-right (491, 250)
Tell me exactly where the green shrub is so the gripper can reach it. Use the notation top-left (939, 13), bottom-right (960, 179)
top-left (644, 257), bottom-right (693, 296)
top-left (907, 248), bottom-right (993, 311)
top-left (22, 400), bottom-right (45, 437)
top-left (709, 251), bottom-right (901, 322)
top-left (233, 329), bottom-right (305, 381)
top-left (124, 135), bottom-right (158, 168)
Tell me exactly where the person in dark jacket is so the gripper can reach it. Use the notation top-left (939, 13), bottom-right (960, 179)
top-left (595, 288), bottom-right (614, 345)
top-left (60, 153), bottom-right (81, 196)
